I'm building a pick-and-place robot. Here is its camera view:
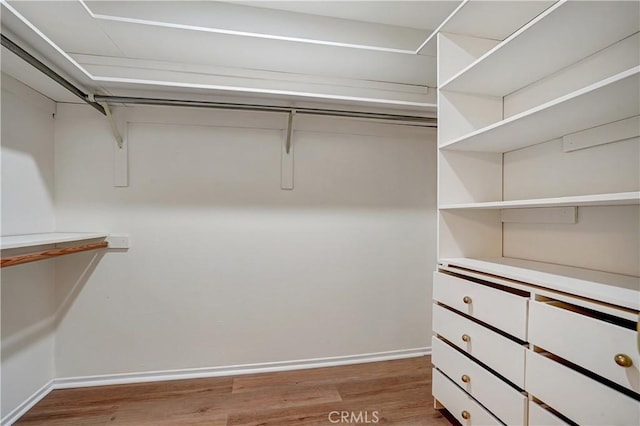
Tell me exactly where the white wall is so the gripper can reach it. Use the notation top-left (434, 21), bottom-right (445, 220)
top-left (1, 74), bottom-right (56, 234)
top-left (52, 104), bottom-right (437, 378)
top-left (499, 31), bottom-right (640, 277)
top-left (1, 74), bottom-right (56, 418)
top-left (503, 137), bottom-right (640, 276)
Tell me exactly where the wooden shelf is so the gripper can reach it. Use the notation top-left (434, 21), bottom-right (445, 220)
top-left (1, 232), bottom-right (108, 250)
top-left (439, 192), bottom-right (640, 210)
top-left (1, 233), bottom-right (109, 268)
top-left (439, 1), bottom-right (640, 96)
top-left (440, 67), bottom-right (639, 152)
top-left (440, 257), bottom-right (640, 311)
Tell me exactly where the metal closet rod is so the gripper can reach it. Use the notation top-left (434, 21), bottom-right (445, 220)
top-left (93, 95), bottom-right (437, 127)
top-left (2, 34), bottom-right (436, 127)
top-left (1, 34), bottom-right (106, 115)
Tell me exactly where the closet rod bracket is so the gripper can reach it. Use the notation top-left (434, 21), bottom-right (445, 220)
top-left (285, 109), bottom-right (296, 154)
top-left (89, 94), bottom-right (123, 149)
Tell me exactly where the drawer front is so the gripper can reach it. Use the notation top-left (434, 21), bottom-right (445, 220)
top-left (528, 400), bottom-right (568, 426)
top-left (432, 368), bottom-right (502, 426)
top-left (526, 351), bottom-right (640, 425)
top-left (434, 271), bottom-right (528, 340)
top-left (432, 303), bottom-right (526, 387)
top-left (432, 337), bottom-right (526, 425)
top-left (529, 300), bottom-right (639, 393)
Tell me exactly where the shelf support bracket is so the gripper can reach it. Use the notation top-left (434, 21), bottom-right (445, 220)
top-left (281, 110), bottom-right (295, 190)
top-left (501, 207), bottom-right (577, 224)
top-left (285, 109), bottom-right (296, 154)
top-left (90, 94), bottom-right (129, 187)
top-left (90, 94), bottom-right (123, 149)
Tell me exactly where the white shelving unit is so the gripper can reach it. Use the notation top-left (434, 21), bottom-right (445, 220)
top-left (433, 2), bottom-right (640, 424)
top-left (0, 232), bottom-right (108, 250)
top-left (441, 67), bottom-right (639, 152)
top-left (439, 1), bottom-right (640, 95)
top-left (417, 0), bottom-right (554, 56)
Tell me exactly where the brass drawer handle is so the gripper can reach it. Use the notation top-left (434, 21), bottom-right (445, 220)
top-left (463, 296), bottom-right (472, 304)
top-left (461, 410), bottom-right (470, 420)
top-left (614, 354), bottom-right (633, 367)
top-left (461, 374), bottom-right (470, 383)
top-left (462, 334), bottom-right (471, 342)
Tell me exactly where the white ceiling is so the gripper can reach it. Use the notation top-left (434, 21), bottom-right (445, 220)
top-left (222, 1), bottom-right (460, 30)
top-left (84, 0), bottom-right (439, 52)
top-left (0, 1), bottom-right (555, 113)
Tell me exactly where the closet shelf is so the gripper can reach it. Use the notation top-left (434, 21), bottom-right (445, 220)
top-left (1, 233), bottom-right (109, 268)
top-left (439, 1), bottom-right (640, 96)
top-left (0, 232), bottom-right (108, 250)
top-left (439, 192), bottom-right (640, 210)
top-left (417, 0), bottom-right (553, 56)
top-left (440, 257), bottom-right (640, 311)
top-left (440, 67), bottom-right (639, 152)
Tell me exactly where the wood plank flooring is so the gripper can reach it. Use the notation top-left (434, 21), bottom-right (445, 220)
top-left (16, 356), bottom-right (456, 425)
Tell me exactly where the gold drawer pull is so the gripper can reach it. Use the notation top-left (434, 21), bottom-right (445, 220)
top-left (461, 374), bottom-right (470, 383)
top-left (462, 334), bottom-right (471, 342)
top-left (463, 296), bottom-right (472, 304)
top-left (461, 410), bottom-right (470, 420)
top-left (614, 354), bottom-right (633, 367)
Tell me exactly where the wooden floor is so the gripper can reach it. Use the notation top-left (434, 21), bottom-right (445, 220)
top-left (17, 356), bottom-right (455, 425)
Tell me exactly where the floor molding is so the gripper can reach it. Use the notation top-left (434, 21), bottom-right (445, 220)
top-left (1, 379), bottom-right (54, 426)
top-left (2, 347), bottom-right (430, 425)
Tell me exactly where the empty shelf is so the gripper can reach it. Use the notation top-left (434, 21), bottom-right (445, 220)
top-left (440, 1), bottom-right (640, 96)
top-left (1, 232), bottom-right (108, 250)
top-left (1, 233), bottom-right (109, 268)
top-left (439, 192), bottom-right (640, 210)
top-left (440, 67), bottom-right (640, 152)
top-left (417, 0), bottom-right (553, 56)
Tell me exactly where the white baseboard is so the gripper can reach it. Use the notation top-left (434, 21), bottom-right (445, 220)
top-left (54, 347), bottom-right (431, 388)
top-left (1, 379), bottom-right (54, 426)
top-left (2, 347), bottom-right (430, 425)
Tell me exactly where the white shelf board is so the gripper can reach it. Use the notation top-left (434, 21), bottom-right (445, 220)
top-left (439, 1), bottom-right (640, 96)
top-left (0, 232), bottom-right (108, 250)
top-left (440, 257), bottom-right (640, 311)
top-left (417, 0), bottom-right (554, 56)
top-left (439, 192), bottom-right (640, 210)
top-left (440, 67), bottom-right (640, 152)
top-left (96, 77), bottom-right (438, 112)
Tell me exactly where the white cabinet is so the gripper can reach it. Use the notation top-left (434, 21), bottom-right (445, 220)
top-left (432, 1), bottom-right (640, 425)
top-left (432, 302), bottom-right (526, 388)
top-left (526, 350), bottom-right (639, 426)
top-left (432, 337), bottom-right (527, 425)
top-left (432, 267), bottom-right (640, 425)
top-left (432, 368), bottom-right (502, 426)
top-left (527, 400), bottom-right (568, 426)
top-left (433, 271), bottom-right (528, 339)
top-left (528, 300), bottom-right (640, 394)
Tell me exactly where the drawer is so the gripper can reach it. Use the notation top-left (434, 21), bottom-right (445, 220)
top-left (529, 300), bottom-right (639, 394)
top-left (432, 337), bottom-right (526, 425)
top-left (432, 303), bottom-right (526, 387)
top-left (528, 400), bottom-right (568, 426)
top-left (526, 350), bottom-right (640, 425)
top-left (432, 368), bottom-right (502, 426)
top-left (434, 271), bottom-right (528, 340)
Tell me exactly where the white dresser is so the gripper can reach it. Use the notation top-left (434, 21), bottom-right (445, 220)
top-left (431, 260), bottom-right (639, 425)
